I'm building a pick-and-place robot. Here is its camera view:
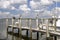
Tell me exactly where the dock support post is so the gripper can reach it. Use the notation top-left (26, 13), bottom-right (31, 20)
top-left (53, 36), bottom-right (57, 40)
top-left (36, 17), bottom-right (39, 29)
top-left (46, 19), bottom-right (50, 40)
top-left (6, 18), bottom-right (8, 39)
top-left (37, 32), bottom-right (39, 40)
top-left (36, 15), bottom-right (39, 40)
top-left (29, 19), bottom-right (32, 40)
top-left (15, 36), bottom-right (19, 40)
top-left (54, 18), bottom-right (56, 32)
top-left (26, 19), bottom-right (28, 36)
top-left (26, 30), bottom-right (28, 36)
top-left (19, 17), bottom-right (22, 40)
top-left (12, 17), bottom-right (15, 40)
top-left (41, 18), bottom-right (44, 30)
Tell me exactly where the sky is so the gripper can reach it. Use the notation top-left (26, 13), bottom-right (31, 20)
top-left (0, 0), bottom-right (60, 18)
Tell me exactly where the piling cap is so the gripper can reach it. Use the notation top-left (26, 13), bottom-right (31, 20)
top-left (13, 17), bottom-right (15, 19)
top-left (18, 18), bottom-right (20, 19)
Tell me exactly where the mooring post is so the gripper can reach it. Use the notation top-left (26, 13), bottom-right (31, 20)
top-left (14, 18), bottom-right (20, 40)
top-left (52, 15), bottom-right (57, 32)
top-left (46, 19), bottom-right (50, 40)
top-left (26, 19), bottom-right (28, 36)
top-left (53, 35), bottom-right (57, 40)
top-left (37, 32), bottom-right (39, 40)
top-left (53, 18), bottom-right (57, 40)
top-left (26, 30), bottom-right (28, 37)
top-left (54, 18), bottom-right (56, 32)
top-left (6, 17), bottom-right (8, 39)
top-left (36, 16), bottom-right (39, 40)
top-left (52, 16), bottom-right (57, 40)
top-left (36, 15), bottom-right (39, 29)
top-left (12, 17), bottom-right (15, 40)
top-left (29, 18), bottom-right (32, 40)
top-left (40, 18), bottom-right (44, 37)
top-left (42, 18), bottom-right (44, 30)
top-left (18, 17), bottom-right (22, 40)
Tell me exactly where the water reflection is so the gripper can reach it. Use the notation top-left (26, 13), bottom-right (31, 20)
top-left (7, 30), bottom-right (38, 40)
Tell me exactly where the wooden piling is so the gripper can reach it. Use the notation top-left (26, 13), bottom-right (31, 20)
top-left (54, 18), bottom-right (56, 32)
top-left (26, 19), bottom-right (28, 36)
top-left (6, 18), bottom-right (8, 39)
top-left (18, 17), bottom-right (22, 40)
top-left (42, 18), bottom-right (44, 29)
top-left (46, 19), bottom-right (50, 40)
top-left (29, 19), bottom-right (32, 40)
top-left (53, 36), bottom-right (57, 40)
top-left (36, 17), bottom-right (39, 29)
top-left (36, 16), bottom-right (39, 40)
top-left (12, 17), bottom-right (15, 40)
top-left (37, 32), bottom-right (39, 40)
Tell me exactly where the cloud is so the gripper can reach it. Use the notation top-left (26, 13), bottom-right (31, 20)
top-left (40, 0), bottom-right (53, 5)
top-left (0, 12), bottom-right (10, 15)
top-left (10, 6), bottom-right (16, 10)
top-left (21, 8), bottom-right (58, 18)
top-left (0, 0), bottom-right (59, 18)
top-left (8, 0), bottom-right (27, 4)
top-left (30, 1), bottom-right (40, 10)
top-left (53, 7), bottom-right (60, 11)
top-left (19, 4), bottom-right (31, 11)
top-left (0, 11), bottom-right (20, 18)
top-left (10, 14), bottom-right (21, 18)
top-left (19, 4), bottom-right (59, 18)
top-left (53, 0), bottom-right (60, 2)
top-left (23, 3), bottom-right (54, 18)
top-left (0, 12), bottom-right (10, 18)
top-left (0, 1), bottom-right (10, 8)
top-left (0, 7), bottom-right (59, 18)
top-left (7, 5), bottom-right (17, 10)
top-left (0, 0), bottom-right (16, 10)
top-left (51, 7), bottom-right (60, 17)
top-left (0, 0), bottom-right (27, 9)
top-left (19, 4), bottom-right (31, 18)
top-left (33, 10), bottom-right (52, 18)
top-left (0, 0), bottom-right (27, 4)
top-left (30, 0), bottom-right (54, 10)
top-left (38, 7), bottom-right (60, 18)
top-left (32, 0), bottom-right (40, 2)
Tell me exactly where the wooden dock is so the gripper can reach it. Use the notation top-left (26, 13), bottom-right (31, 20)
top-left (6, 17), bottom-right (60, 40)
top-left (7, 25), bottom-right (60, 36)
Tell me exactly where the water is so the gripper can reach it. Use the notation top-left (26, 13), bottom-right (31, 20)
top-left (0, 18), bottom-right (60, 40)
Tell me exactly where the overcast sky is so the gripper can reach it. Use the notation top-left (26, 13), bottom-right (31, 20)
top-left (0, 0), bottom-right (60, 18)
